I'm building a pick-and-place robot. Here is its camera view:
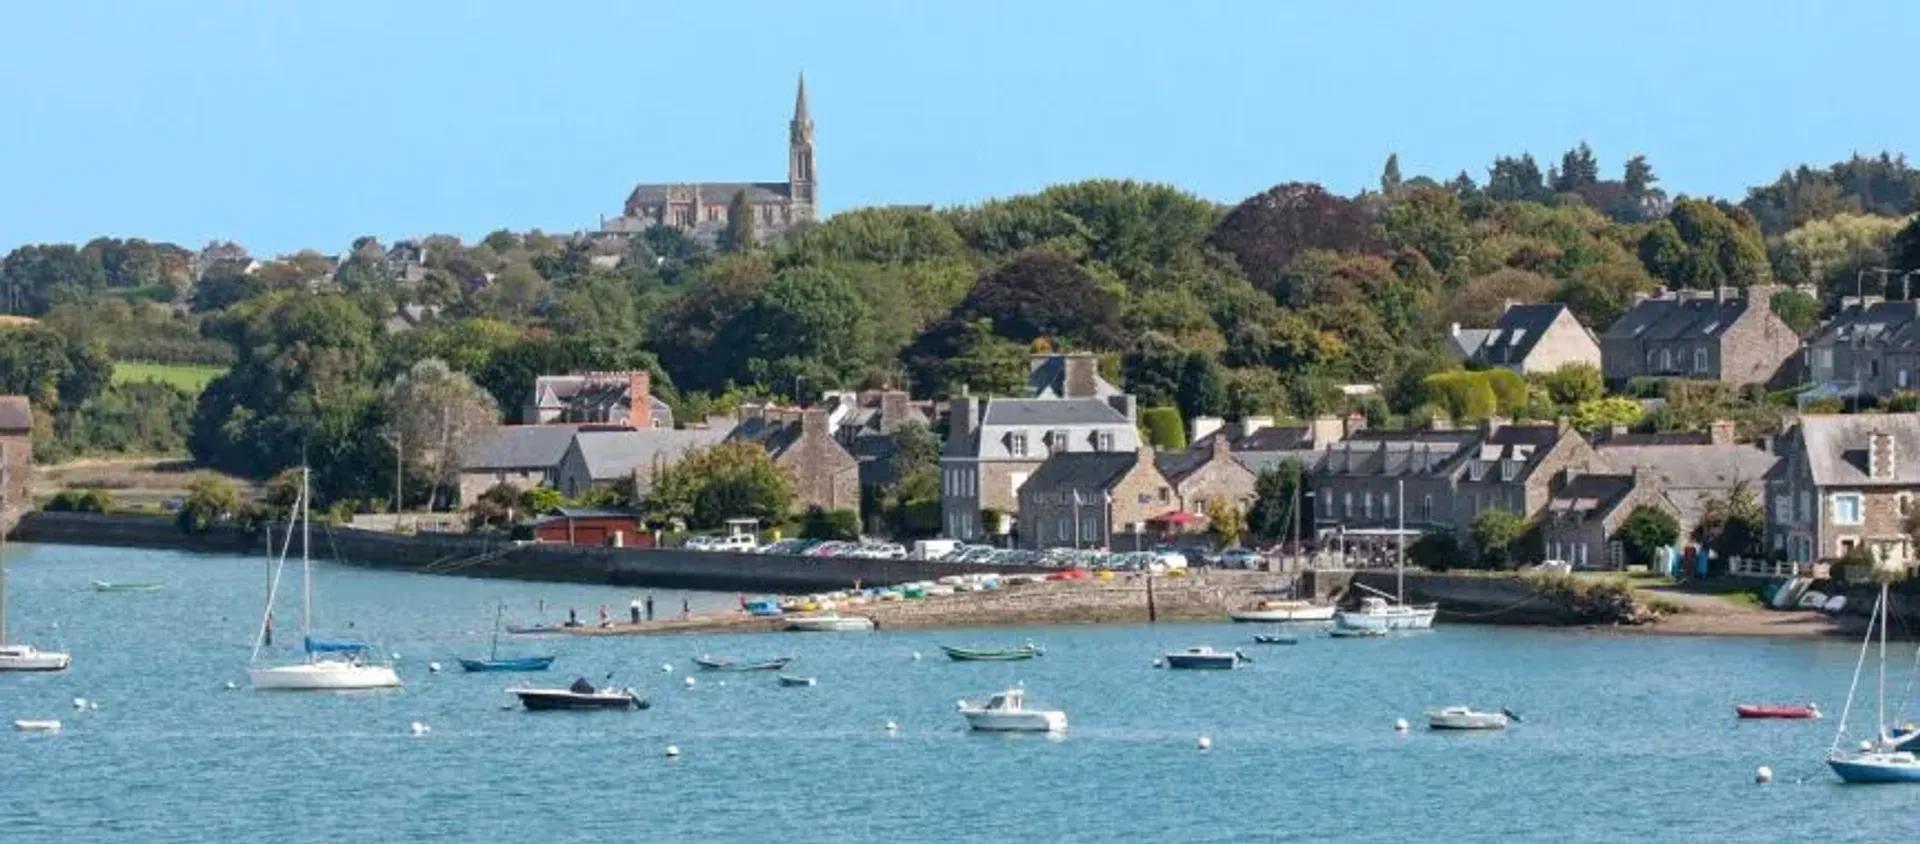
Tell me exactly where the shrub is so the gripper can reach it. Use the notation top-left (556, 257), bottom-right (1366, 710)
top-left (801, 506), bottom-right (860, 541)
top-left (1140, 406), bottom-right (1187, 449)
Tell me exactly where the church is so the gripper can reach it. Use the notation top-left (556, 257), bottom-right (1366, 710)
top-left (600, 75), bottom-right (818, 245)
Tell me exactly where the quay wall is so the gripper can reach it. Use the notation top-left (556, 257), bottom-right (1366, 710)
top-left (1303, 569), bottom-right (1589, 625)
top-left (10, 512), bottom-right (1030, 593)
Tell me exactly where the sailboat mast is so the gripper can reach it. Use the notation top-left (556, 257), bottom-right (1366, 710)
top-left (301, 466), bottom-right (312, 649)
top-left (1, 529), bottom-right (9, 646)
top-left (1881, 580), bottom-right (1890, 742)
top-left (490, 602), bottom-right (503, 661)
top-left (1396, 478), bottom-right (1405, 604)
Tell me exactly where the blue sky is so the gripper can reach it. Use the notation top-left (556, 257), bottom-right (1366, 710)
top-left (1, 0), bottom-right (1913, 255)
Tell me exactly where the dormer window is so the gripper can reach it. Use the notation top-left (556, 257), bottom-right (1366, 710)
top-left (1095, 431), bottom-right (1114, 452)
top-left (1661, 349), bottom-right (1674, 372)
top-left (1469, 462), bottom-right (1487, 482)
top-left (1500, 460), bottom-right (1517, 482)
top-left (1009, 432), bottom-right (1028, 457)
top-left (1049, 429), bottom-right (1070, 452)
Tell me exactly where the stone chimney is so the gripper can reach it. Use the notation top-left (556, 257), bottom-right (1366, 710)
top-left (1309, 415), bottom-right (1345, 448)
top-left (1449, 322), bottom-right (1462, 337)
top-left (1708, 419), bottom-right (1737, 446)
top-left (1609, 423), bottom-right (1629, 441)
top-left (1208, 430), bottom-right (1231, 459)
top-left (1871, 429), bottom-right (1897, 480)
top-left (878, 390), bottom-right (911, 432)
top-left (1190, 416), bottom-right (1225, 444)
top-left (738, 402), bottom-right (768, 423)
top-left (1106, 394), bottom-right (1137, 422)
top-left (627, 371), bottom-right (653, 429)
top-left (1062, 353), bottom-right (1099, 399)
top-left (948, 397), bottom-right (978, 455)
top-left (1716, 286), bottom-right (1739, 304)
top-left (799, 408), bottom-right (830, 437)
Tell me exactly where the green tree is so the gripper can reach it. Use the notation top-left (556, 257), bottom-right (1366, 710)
top-left (177, 476), bottom-right (241, 533)
top-left (1553, 142), bottom-right (1600, 192)
top-left (1248, 461), bottom-right (1307, 540)
top-left (643, 441), bottom-right (793, 529)
top-left (1694, 482), bottom-right (1764, 561)
top-left (800, 506), bottom-right (861, 541)
top-left (722, 190), bottom-right (757, 253)
top-left (719, 266), bottom-right (874, 388)
top-left (1174, 351), bottom-right (1227, 421)
top-left (1536, 362), bottom-right (1605, 407)
top-left (1470, 508), bottom-right (1530, 568)
top-left (1618, 505), bottom-right (1680, 568)
top-left (1486, 154), bottom-right (1549, 203)
top-left (1769, 288), bottom-right (1821, 335)
top-left (1140, 406), bottom-right (1187, 449)
top-left (1570, 396), bottom-right (1646, 433)
top-left (379, 358), bottom-right (501, 510)
top-left (1203, 497), bottom-right (1247, 549)
top-left (1380, 153), bottom-right (1404, 196)
top-left (1636, 199), bottom-right (1770, 288)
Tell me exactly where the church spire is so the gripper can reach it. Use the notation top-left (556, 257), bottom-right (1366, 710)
top-left (789, 72), bottom-right (816, 206)
top-left (792, 72), bottom-right (811, 128)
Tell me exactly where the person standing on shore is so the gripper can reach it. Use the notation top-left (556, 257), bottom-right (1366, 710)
top-left (682, 597), bottom-right (691, 619)
top-left (645, 594), bottom-right (655, 621)
top-left (598, 604), bottom-right (609, 627)
top-left (629, 597), bottom-right (642, 624)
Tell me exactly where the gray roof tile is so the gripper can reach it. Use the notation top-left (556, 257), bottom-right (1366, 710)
top-left (1795, 414), bottom-right (1920, 486)
top-left (0, 396), bottom-right (31, 432)
top-left (574, 427), bottom-right (734, 482)
top-left (463, 426), bottom-right (584, 471)
top-left (982, 399), bottom-right (1127, 427)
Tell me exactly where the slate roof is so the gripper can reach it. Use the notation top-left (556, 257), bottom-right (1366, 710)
top-left (1795, 414), bottom-right (1920, 486)
top-left (1544, 474), bottom-right (1637, 520)
top-left (1021, 453), bottom-right (1141, 494)
top-left (1602, 295), bottom-right (1747, 342)
top-left (1192, 426), bottom-right (1315, 453)
top-left (1154, 450), bottom-right (1208, 485)
top-left (1026, 355), bottom-right (1120, 399)
top-left (463, 426), bottom-right (585, 471)
top-left (1445, 328), bottom-right (1493, 361)
top-left (0, 396), bottom-right (31, 432)
top-left (573, 427), bottom-right (733, 482)
top-left (1478, 304), bottom-right (1577, 367)
top-left (981, 399), bottom-right (1127, 427)
top-left (1808, 300), bottom-right (1920, 348)
top-left (625, 182), bottom-right (793, 207)
top-left (1595, 441), bottom-right (1778, 528)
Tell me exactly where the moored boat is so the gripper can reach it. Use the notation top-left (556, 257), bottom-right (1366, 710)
top-left (12, 719), bottom-right (61, 732)
top-left (460, 655), bottom-right (557, 673)
top-left (1252, 634), bottom-right (1298, 645)
top-left (1334, 596), bottom-right (1438, 631)
top-left (941, 642), bottom-right (1043, 661)
top-left (1329, 626), bottom-right (1389, 639)
top-left (693, 655), bottom-right (794, 672)
top-left (1163, 646), bottom-right (1247, 670)
top-left (1427, 706), bottom-right (1515, 731)
top-left (1228, 600), bottom-right (1335, 623)
top-left (0, 529), bottom-right (69, 673)
top-left (778, 675), bottom-right (816, 687)
top-left (513, 677), bottom-right (647, 711)
top-left (1736, 703), bottom-right (1820, 720)
top-left (958, 687), bottom-right (1067, 733)
top-left (90, 580), bottom-right (163, 593)
top-left (784, 613), bottom-right (876, 632)
top-left (1827, 579), bottom-right (1920, 783)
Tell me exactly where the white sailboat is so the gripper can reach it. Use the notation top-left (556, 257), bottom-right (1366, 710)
top-left (1333, 478), bottom-right (1438, 631)
top-left (248, 468), bottom-right (400, 691)
top-left (1826, 579), bottom-right (1920, 783)
top-left (0, 528), bottom-right (70, 672)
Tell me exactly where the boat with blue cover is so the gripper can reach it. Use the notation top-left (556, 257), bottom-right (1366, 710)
top-left (460, 602), bottom-right (556, 673)
top-left (1827, 581), bottom-right (1920, 783)
top-left (694, 655), bottom-right (793, 672)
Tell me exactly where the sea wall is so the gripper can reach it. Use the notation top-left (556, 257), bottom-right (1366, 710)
top-left (10, 512), bottom-right (1029, 593)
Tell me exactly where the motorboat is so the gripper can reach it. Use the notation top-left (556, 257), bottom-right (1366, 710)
top-left (958, 687), bottom-right (1067, 733)
top-left (1228, 600), bottom-right (1335, 623)
top-left (693, 655), bottom-right (794, 672)
top-left (0, 531), bottom-right (69, 673)
top-left (1163, 646), bottom-right (1247, 670)
top-left (505, 624), bottom-right (562, 635)
top-left (784, 613), bottom-right (876, 632)
top-left (1427, 706), bottom-right (1515, 731)
top-left (513, 677), bottom-right (648, 711)
top-left (460, 602), bottom-right (556, 672)
top-left (1329, 626), bottom-right (1389, 639)
top-left (778, 675), bottom-right (816, 687)
top-left (941, 643), bottom-right (1043, 661)
top-left (1334, 596), bottom-right (1438, 631)
top-left (1828, 580), bottom-right (1920, 783)
top-left (1251, 634), bottom-right (1298, 645)
top-left (90, 581), bottom-right (163, 593)
top-left (12, 719), bottom-right (61, 732)
top-left (1736, 703), bottom-right (1820, 720)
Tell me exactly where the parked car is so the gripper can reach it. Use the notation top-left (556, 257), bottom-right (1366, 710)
top-left (707, 534), bottom-right (757, 553)
top-left (1219, 548), bottom-right (1262, 569)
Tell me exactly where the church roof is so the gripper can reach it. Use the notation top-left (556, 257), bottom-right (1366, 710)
top-left (794, 72), bottom-right (811, 126)
top-left (625, 182), bottom-right (792, 207)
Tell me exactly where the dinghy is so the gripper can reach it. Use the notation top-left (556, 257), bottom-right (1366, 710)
top-left (1251, 634), bottom-right (1298, 645)
top-left (1163, 646), bottom-right (1247, 670)
top-left (778, 675), bottom-right (817, 687)
top-left (1736, 703), bottom-right (1820, 720)
top-left (12, 719), bottom-right (60, 732)
top-left (941, 642), bottom-right (1043, 661)
top-left (1427, 706), bottom-right (1516, 731)
top-left (693, 655), bottom-right (793, 672)
top-left (460, 602), bottom-right (556, 672)
top-left (90, 581), bottom-right (163, 593)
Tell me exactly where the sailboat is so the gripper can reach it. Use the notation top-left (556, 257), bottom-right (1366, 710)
top-left (247, 468), bottom-right (401, 691)
top-left (0, 530), bottom-right (70, 672)
top-left (1827, 579), bottom-right (1920, 783)
top-left (459, 602), bottom-right (555, 672)
top-left (1332, 478), bottom-right (1438, 631)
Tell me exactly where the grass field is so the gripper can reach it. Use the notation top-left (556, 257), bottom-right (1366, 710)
top-left (112, 362), bottom-right (227, 392)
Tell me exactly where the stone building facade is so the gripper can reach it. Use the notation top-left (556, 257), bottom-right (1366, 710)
top-left (1538, 469), bottom-right (1672, 570)
top-left (599, 75), bottom-right (818, 246)
top-left (1767, 413), bottom-right (1920, 568)
top-left (940, 394), bottom-right (1141, 542)
top-left (729, 405), bottom-right (860, 516)
top-left (1600, 285), bottom-right (1800, 387)
top-left (1016, 448), bottom-right (1175, 550)
top-left (1444, 302), bottom-right (1601, 374)
top-left (0, 396), bottom-right (31, 517)
top-left (1156, 435), bottom-right (1258, 517)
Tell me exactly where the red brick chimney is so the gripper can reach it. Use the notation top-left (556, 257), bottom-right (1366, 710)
top-left (628, 371), bottom-right (653, 429)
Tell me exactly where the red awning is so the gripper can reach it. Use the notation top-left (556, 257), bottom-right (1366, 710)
top-left (1149, 510), bottom-right (1203, 526)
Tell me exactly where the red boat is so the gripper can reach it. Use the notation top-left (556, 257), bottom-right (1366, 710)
top-left (1735, 703), bottom-right (1821, 720)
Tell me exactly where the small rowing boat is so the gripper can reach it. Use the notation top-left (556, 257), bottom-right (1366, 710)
top-left (1735, 703), bottom-right (1820, 720)
top-left (1427, 706), bottom-right (1515, 731)
top-left (1329, 626), bottom-right (1389, 639)
top-left (1252, 634), bottom-right (1298, 645)
top-left (941, 643), bottom-right (1043, 661)
top-left (1163, 646), bottom-right (1247, 670)
top-left (778, 675), bottom-right (816, 687)
top-left (91, 580), bottom-right (163, 593)
top-left (693, 655), bottom-right (793, 672)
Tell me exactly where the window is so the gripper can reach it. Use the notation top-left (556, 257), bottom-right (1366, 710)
top-left (1774, 495), bottom-right (1791, 523)
top-left (1081, 516), bottom-right (1098, 539)
top-left (1902, 369), bottom-right (1911, 389)
top-left (1609, 541), bottom-right (1624, 568)
top-left (1469, 462), bottom-right (1487, 482)
top-left (1009, 433), bottom-right (1028, 457)
top-left (1383, 493), bottom-right (1395, 518)
top-left (1661, 349), bottom-right (1674, 372)
top-left (1158, 487), bottom-right (1171, 504)
top-left (1693, 347), bottom-right (1708, 373)
top-left (1421, 495), bottom-right (1433, 522)
top-left (1832, 493), bottom-right (1865, 526)
top-left (1903, 494), bottom-right (1915, 518)
top-left (1056, 519), bottom-right (1069, 541)
top-left (1500, 460), bottom-right (1517, 482)
top-left (1343, 492), bottom-right (1353, 517)
top-left (1646, 348), bottom-right (1657, 369)
top-left (1095, 431), bottom-right (1114, 452)
top-left (1799, 491), bottom-right (1811, 522)
top-left (1871, 359), bottom-right (1882, 378)
top-left (1050, 429), bottom-right (1070, 452)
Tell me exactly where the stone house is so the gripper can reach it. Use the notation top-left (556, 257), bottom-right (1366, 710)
top-left (0, 396), bottom-right (31, 516)
top-left (940, 394), bottom-right (1141, 542)
top-left (458, 425), bottom-right (589, 504)
top-left (1806, 298), bottom-right (1920, 402)
top-left (1444, 302), bottom-right (1601, 374)
top-left (1766, 414), bottom-right (1920, 567)
top-left (1599, 285), bottom-right (1800, 387)
top-left (1189, 414), bottom-right (1357, 476)
top-left (729, 405), bottom-right (861, 516)
top-left (553, 426), bottom-right (735, 500)
top-left (1592, 421), bottom-right (1779, 540)
top-left (525, 371), bottom-right (673, 429)
top-left (823, 389), bottom-right (933, 493)
top-left (1015, 448), bottom-right (1175, 550)
top-left (1155, 435), bottom-right (1258, 518)
top-left (1314, 419), bottom-right (1609, 547)
top-left (1538, 469), bottom-right (1673, 569)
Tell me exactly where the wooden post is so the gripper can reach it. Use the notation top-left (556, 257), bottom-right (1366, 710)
top-left (1146, 572), bottom-right (1158, 623)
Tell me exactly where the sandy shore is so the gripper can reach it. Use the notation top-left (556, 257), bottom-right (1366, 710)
top-left (544, 572), bottom-right (1842, 639)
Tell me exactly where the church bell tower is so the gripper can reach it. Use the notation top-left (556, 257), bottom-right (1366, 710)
top-left (788, 73), bottom-right (816, 207)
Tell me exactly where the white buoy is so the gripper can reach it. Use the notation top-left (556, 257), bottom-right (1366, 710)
top-left (1755, 765), bottom-right (1773, 784)
top-left (72, 697), bottom-right (87, 710)
top-left (391, 653), bottom-right (402, 662)
top-left (89, 701), bottom-right (99, 711)
top-left (684, 676), bottom-right (696, 688)
top-left (956, 700), bottom-right (967, 711)
top-left (911, 651), bottom-right (922, 661)
top-left (427, 662), bottom-right (442, 673)
top-left (1152, 659), bottom-right (1164, 668)
top-left (224, 681), bottom-right (238, 690)
top-left (718, 681), bottom-right (726, 688)
top-left (661, 663), bottom-right (673, 673)
top-left (1394, 718), bottom-right (1409, 733)
top-left (410, 721), bottom-right (430, 736)
top-left (1197, 735), bottom-right (1213, 751)
top-left (886, 720), bottom-right (899, 733)
top-left (665, 745), bottom-right (681, 758)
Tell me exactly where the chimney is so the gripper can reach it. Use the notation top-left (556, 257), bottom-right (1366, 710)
top-left (1343, 412), bottom-right (1367, 438)
top-left (1061, 353), bottom-right (1099, 398)
top-left (878, 390), bottom-right (911, 432)
top-left (1481, 415), bottom-right (1508, 437)
top-left (1209, 432), bottom-right (1231, 459)
top-left (949, 397), bottom-right (977, 454)
top-left (1242, 416), bottom-right (1273, 437)
top-left (1106, 394), bottom-right (1137, 422)
top-left (738, 402), bottom-right (767, 423)
top-left (1716, 286), bottom-right (1738, 304)
top-left (1309, 415), bottom-right (1345, 448)
top-left (628, 371), bottom-right (653, 429)
top-left (800, 408), bottom-right (829, 436)
top-left (1449, 322), bottom-right (1462, 337)
top-left (1609, 423), bottom-right (1629, 440)
top-left (1652, 285), bottom-right (1668, 300)
top-left (1871, 429), bottom-right (1897, 480)
top-left (1708, 418), bottom-right (1737, 446)
top-left (1190, 416), bottom-right (1225, 444)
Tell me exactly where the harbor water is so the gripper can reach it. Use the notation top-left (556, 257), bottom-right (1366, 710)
top-left (1, 543), bottom-right (1912, 842)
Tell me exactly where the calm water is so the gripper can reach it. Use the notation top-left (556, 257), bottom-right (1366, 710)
top-left (1, 544), bottom-right (1913, 842)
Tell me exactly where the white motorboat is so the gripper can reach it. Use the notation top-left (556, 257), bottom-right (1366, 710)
top-left (12, 719), bottom-right (61, 732)
top-left (1163, 646), bottom-right (1248, 670)
top-left (1228, 600), bottom-right (1336, 623)
top-left (958, 687), bottom-right (1067, 733)
top-left (0, 531), bottom-right (70, 673)
top-left (1334, 596), bottom-right (1438, 631)
top-left (1426, 706), bottom-right (1513, 731)
top-left (247, 468), bottom-right (401, 691)
top-left (785, 613), bottom-right (876, 632)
